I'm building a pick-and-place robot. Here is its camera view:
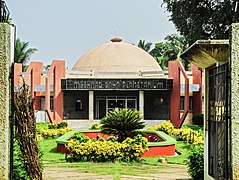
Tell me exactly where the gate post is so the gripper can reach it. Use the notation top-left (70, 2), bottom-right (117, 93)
top-left (0, 23), bottom-right (11, 179)
top-left (230, 23), bottom-right (239, 179)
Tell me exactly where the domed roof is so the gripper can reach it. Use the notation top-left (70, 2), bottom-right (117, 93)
top-left (72, 38), bottom-right (162, 72)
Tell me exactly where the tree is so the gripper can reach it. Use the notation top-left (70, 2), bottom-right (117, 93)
top-left (162, 0), bottom-right (234, 44)
top-left (150, 34), bottom-right (188, 70)
top-left (137, 40), bottom-right (152, 53)
top-left (100, 109), bottom-right (146, 142)
top-left (14, 38), bottom-right (38, 71)
top-left (14, 82), bottom-right (43, 180)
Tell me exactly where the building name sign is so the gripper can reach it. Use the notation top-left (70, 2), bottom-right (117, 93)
top-left (61, 78), bottom-right (173, 90)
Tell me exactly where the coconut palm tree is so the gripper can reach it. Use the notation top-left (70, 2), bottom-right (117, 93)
top-left (14, 38), bottom-right (38, 71)
top-left (137, 40), bottom-right (152, 53)
top-left (150, 34), bottom-right (189, 70)
top-left (100, 109), bottom-right (146, 142)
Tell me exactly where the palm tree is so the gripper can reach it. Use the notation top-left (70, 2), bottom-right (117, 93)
top-left (150, 34), bottom-right (189, 70)
top-left (137, 40), bottom-right (152, 53)
top-left (100, 109), bottom-right (146, 142)
top-left (14, 38), bottom-right (38, 71)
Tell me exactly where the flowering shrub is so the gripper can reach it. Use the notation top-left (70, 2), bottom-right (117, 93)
top-left (147, 122), bottom-right (204, 145)
top-left (66, 134), bottom-right (148, 162)
top-left (40, 128), bottom-right (72, 138)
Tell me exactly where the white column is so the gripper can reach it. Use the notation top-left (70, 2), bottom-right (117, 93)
top-left (89, 91), bottom-right (94, 120)
top-left (139, 90), bottom-right (144, 119)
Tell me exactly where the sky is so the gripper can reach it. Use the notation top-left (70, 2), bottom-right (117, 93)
top-left (7, 0), bottom-right (177, 69)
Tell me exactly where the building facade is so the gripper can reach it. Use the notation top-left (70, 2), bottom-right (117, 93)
top-left (14, 38), bottom-right (203, 128)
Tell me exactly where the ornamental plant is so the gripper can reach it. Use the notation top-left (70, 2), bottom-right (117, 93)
top-left (147, 122), bottom-right (204, 145)
top-left (40, 128), bottom-right (72, 138)
top-left (100, 109), bottom-right (146, 142)
top-left (66, 134), bottom-right (148, 162)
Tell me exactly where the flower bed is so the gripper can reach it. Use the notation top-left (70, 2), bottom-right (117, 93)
top-left (56, 129), bottom-right (176, 157)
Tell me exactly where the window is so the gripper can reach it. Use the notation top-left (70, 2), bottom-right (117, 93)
top-left (40, 96), bottom-right (54, 111)
top-left (180, 96), bottom-right (192, 111)
top-left (75, 99), bottom-right (83, 111)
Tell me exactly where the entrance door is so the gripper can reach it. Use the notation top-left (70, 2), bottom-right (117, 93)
top-left (95, 96), bottom-right (137, 119)
top-left (107, 99), bottom-right (125, 112)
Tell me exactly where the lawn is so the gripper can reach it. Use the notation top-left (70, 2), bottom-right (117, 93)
top-left (39, 138), bottom-right (66, 164)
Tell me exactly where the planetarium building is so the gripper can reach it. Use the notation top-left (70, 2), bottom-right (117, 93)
top-left (14, 38), bottom-right (203, 128)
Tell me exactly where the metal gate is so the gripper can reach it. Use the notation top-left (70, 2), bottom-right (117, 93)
top-left (208, 63), bottom-right (231, 179)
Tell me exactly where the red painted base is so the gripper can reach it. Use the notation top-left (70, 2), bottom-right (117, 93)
top-left (56, 131), bottom-right (175, 157)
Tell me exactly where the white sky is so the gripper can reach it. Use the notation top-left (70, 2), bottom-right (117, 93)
top-left (7, 0), bottom-right (177, 69)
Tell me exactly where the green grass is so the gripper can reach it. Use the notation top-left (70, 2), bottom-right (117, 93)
top-left (39, 138), bottom-right (191, 179)
top-left (62, 162), bottom-right (163, 175)
top-left (39, 138), bottom-right (66, 163)
top-left (183, 124), bottom-right (203, 132)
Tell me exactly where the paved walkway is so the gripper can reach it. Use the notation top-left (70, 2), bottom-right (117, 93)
top-left (43, 163), bottom-right (192, 180)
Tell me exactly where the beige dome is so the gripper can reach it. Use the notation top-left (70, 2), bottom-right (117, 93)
top-left (72, 38), bottom-right (162, 72)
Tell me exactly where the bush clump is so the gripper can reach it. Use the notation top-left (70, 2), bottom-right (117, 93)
top-left (186, 145), bottom-right (204, 180)
top-left (40, 128), bottom-right (72, 138)
top-left (48, 121), bottom-right (68, 129)
top-left (147, 122), bottom-right (204, 145)
top-left (66, 134), bottom-right (148, 162)
top-left (192, 113), bottom-right (204, 126)
top-left (72, 132), bottom-right (90, 143)
top-left (88, 123), bottom-right (101, 130)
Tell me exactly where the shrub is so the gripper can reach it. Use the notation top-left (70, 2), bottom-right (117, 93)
top-left (13, 139), bottom-right (44, 180)
top-left (192, 113), bottom-right (204, 126)
top-left (106, 136), bottom-right (118, 142)
top-left (13, 140), bottom-right (30, 180)
top-left (48, 123), bottom-right (58, 129)
top-left (66, 134), bottom-right (148, 162)
top-left (100, 109), bottom-right (146, 142)
top-left (147, 122), bottom-right (204, 145)
top-left (88, 123), bottom-right (101, 130)
top-left (187, 145), bottom-right (204, 180)
top-left (40, 128), bottom-right (72, 138)
top-left (147, 121), bottom-right (175, 135)
top-left (57, 122), bottom-right (68, 129)
top-left (36, 122), bottom-right (48, 134)
top-left (72, 132), bottom-right (90, 143)
top-left (48, 122), bottom-right (68, 129)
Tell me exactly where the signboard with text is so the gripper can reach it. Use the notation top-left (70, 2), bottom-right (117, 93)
top-left (61, 78), bottom-right (173, 90)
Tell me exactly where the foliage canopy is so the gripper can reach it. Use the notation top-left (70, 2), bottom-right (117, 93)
top-left (14, 38), bottom-right (38, 71)
top-left (162, 0), bottom-right (234, 44)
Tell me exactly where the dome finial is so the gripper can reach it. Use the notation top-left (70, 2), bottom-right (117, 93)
top-left (111, 37), bottom-right (122, 42)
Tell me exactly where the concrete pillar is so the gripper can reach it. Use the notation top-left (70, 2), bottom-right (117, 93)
top-left (89, 90), bottom-right (94, 120)
top-left (0, 23), bottom-right (11, 180)
top-left (230, 23), bottom-right (239, 179)
top-left (139, 90), bottom-right (144, 119)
